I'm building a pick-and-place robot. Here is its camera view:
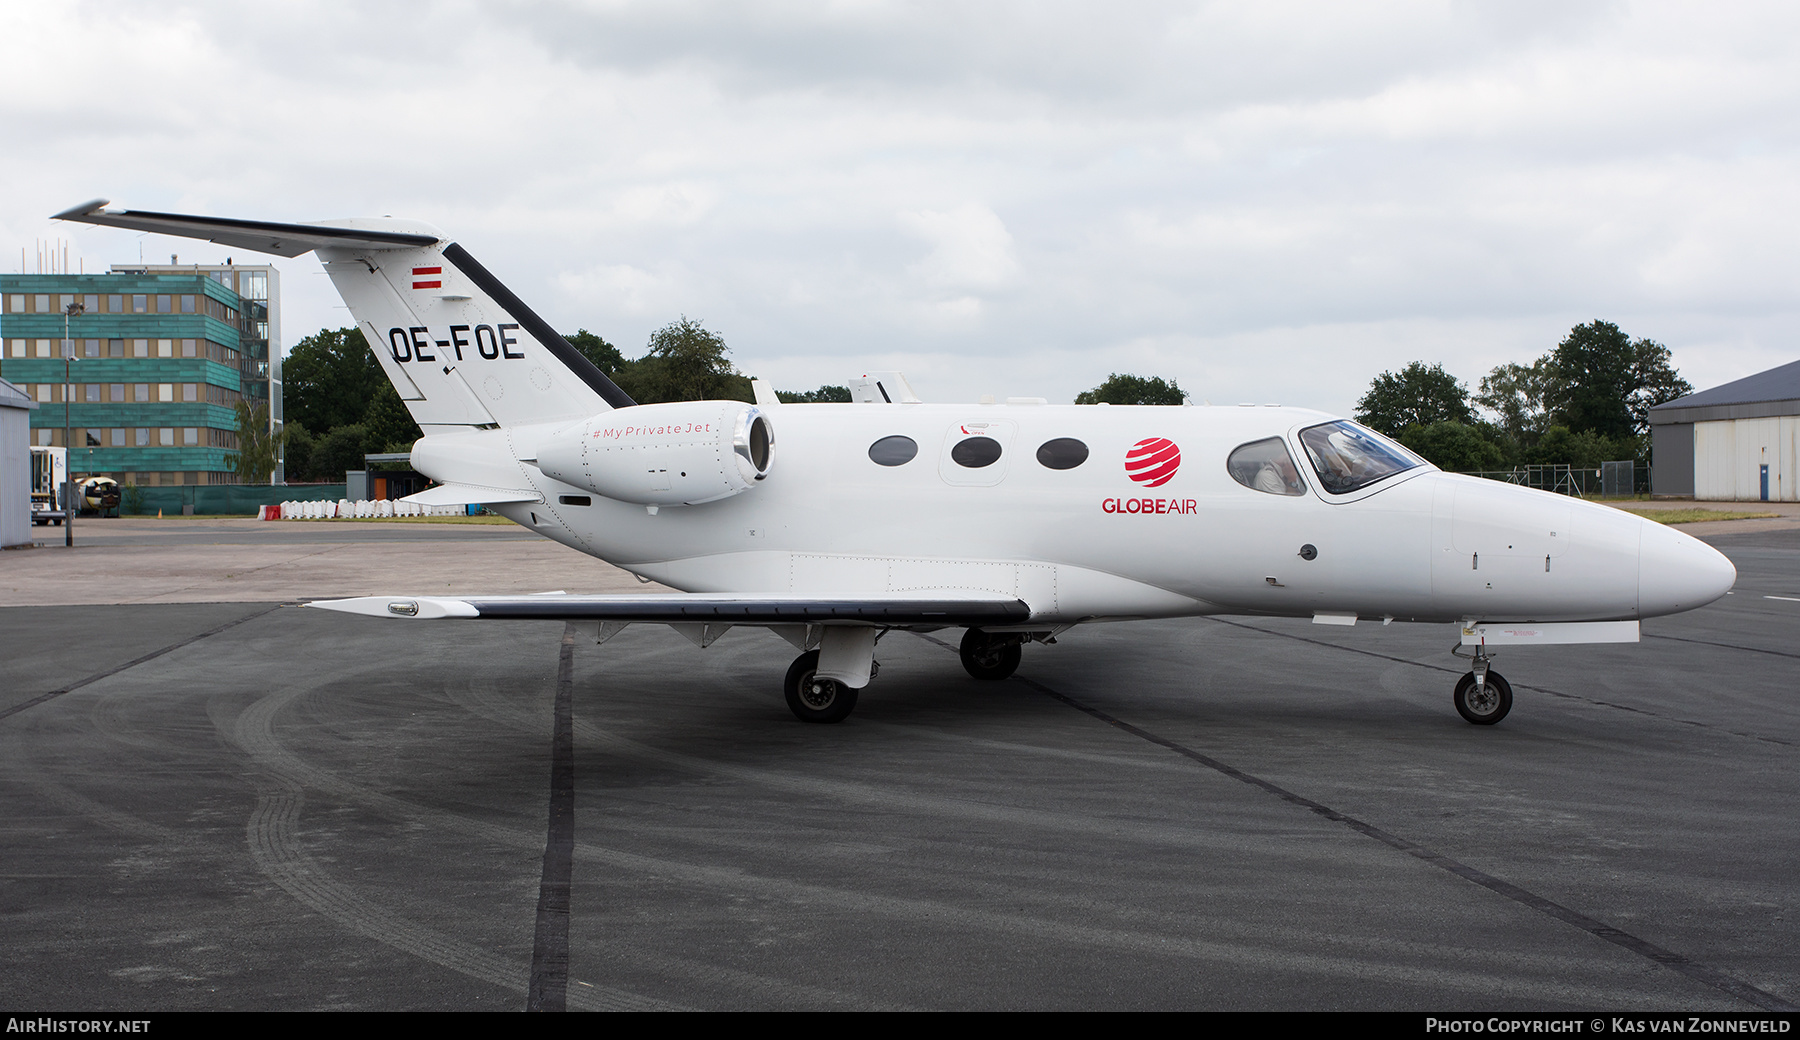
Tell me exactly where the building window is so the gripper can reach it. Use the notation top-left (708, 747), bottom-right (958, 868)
top-left (131, 295), bottom-right (147, 313)
top-left (159, 428), bottom-right (174, 446)
top-left (134, 385), bottom-right (149, 403)
top-left (35, 429), bottom-right (52, 446)
top-left (83, 339), bottom-right (100, 357)
top-left (183, 428), bottom-right (198, 446)
top-left (86, 430), bottom-right (101, 447)
top-left (158, 384), bottom-right (173, 402)
top-left (5, 340), bottom-right (20, 358)
top-left (111, 429), bottom-right (124, 447)
top-left (34, 295), bottom-right (49, 312)
top-left (157, 340), bottom-right (173, 358)
top-left (181, 295), bottom-right (196, 314)
top-left (83, 295), bottom-right (98, 313)
top-left (34, 384), bottom-right (49, 402)
top-left (181, 339), bottom-right (197, 358)
top-left (132, 340), bottom-right (148, 358)
top-left (35, 339), bottom-right (52, 357)
top-left (108, 295), bottom-right (122, 313)
top-left (182, 384), bottom-right (197, 402)
top-left (108, 339), bottom-right (124, 357)
top-left (85, 384), bottom-right (99, 403)
top-left (156, 295), bottom-right (172, 314)
top-left (135, 428), bottom-right (150, 447)
top-left (5, 295), bottom-right (21, 312)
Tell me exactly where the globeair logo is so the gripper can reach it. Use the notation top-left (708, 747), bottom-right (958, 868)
top-left (1125, 437), bottom-right (1180, 488)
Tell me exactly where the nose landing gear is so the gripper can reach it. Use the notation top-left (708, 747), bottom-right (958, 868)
top-left (1451, 644), bottom-right (1512, 725)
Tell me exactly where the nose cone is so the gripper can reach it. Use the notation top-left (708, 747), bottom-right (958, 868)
top-left (1638, 519), bottom-right (1736, 617)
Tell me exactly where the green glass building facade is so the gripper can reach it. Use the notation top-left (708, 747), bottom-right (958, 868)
top-left (0, 272), bottom-right (254, 485)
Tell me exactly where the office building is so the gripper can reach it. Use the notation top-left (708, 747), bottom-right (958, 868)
top-left (0, 271), bottom-right (258, 485)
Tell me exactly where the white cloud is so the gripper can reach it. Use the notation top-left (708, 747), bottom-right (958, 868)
top-left (4, 0), bottom-right (1798, 413)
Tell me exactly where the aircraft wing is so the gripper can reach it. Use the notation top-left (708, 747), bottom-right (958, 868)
top-left (306, 592), bottom-right (1031, 625)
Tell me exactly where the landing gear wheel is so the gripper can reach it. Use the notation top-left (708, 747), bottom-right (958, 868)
top-left (960, 628), bottom-right (1022, 681)
top-left (1454, 670), bottom-right (1513, 725)
top-left (784, 650), bottom-right (858, 724)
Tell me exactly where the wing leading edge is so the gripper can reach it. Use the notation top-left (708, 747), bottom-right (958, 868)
top-left (306, 593), bottom-right (1032, 625)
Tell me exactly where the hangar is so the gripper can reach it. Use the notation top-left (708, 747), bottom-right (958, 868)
top-left (1650, 358), bottom-right (1800, 500)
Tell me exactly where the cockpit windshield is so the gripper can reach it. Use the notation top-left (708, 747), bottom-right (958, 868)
top-left (1297, 420), bottom-right (1427, 495)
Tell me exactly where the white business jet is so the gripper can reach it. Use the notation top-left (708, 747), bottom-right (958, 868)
top-left (55, 200), bottom-right (1737, 726)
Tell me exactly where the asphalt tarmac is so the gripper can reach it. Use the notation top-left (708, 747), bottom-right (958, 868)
top-left (1, 521), bottom-right (1795, 1010)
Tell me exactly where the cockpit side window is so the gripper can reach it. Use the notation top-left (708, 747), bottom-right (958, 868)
top-left (1297, 420), bottom-right (1425, 494)
top-left (1227, 437), bottom-right (1307, 496)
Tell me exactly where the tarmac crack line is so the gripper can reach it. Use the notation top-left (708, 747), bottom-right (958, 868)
top-left (0, 603), bottom-right (281, 722)
top-left (233, 682), bottom-right (670, 1012)
top-left (527, 624), bottom-right (578, 1013)
top-left (1204, 617), bottom-right (1797, 748)
top-left (913, 633), bottom-right (1795, 1012)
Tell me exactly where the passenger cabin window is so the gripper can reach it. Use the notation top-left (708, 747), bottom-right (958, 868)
top-left (950, 436), bottom-right (1003, 468)
top-left (1298, 420), bottom-right (1425, 495)
top-left (1227, 437), bottom-right (1307, 496)
top-left (1036, 438), bottom-right (1089, 470)
top-left (868, 435), bottom-right (918, 466)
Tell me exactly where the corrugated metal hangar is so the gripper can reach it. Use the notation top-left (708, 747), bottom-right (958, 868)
top-left (1650, 358), bottom-right (1800, 500)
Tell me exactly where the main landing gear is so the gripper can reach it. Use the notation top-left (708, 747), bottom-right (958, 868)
top-left (960, 628), bottom-right (1022, 681)
top-left (780, 627), bottom-right (1032, 724)
top-left (783, 650), bottom-right (860, 724)
top-left (1451, 645), bottom-right (1512, 725)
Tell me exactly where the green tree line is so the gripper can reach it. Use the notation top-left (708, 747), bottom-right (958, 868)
top-left (1352, 320), bottom-right (1692, 473)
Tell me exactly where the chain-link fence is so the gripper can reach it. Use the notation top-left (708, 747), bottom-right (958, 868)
top-left (1459, 462), bottom-right (1649, 497)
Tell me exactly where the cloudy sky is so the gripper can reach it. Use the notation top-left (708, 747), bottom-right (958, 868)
top-left (5, 1), bottom-right (1797, 414)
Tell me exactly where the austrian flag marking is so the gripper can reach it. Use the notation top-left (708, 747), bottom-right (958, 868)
top-left (1125, 437), bottom-right (1181, 488)
top-left (411, 266), bottom-right (442, 290)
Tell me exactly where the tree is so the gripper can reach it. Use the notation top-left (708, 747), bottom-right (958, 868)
top-left (283, 327), bottom-right (384, 436)
top-left (1074, 373), bottom-right (1185, 405)
top-left (1624, 337), bottom-right (1693, 435)
top-left (310, 424), bottom-right (371, 481)
top-left (231, 401), bottom-right (283, 484)
top-left (563, 329), bottom-right (627, 376)
top-left (1473, 359), bottom-right (1555, 449)
top-left (616, 316), bottom-right (753, 404)
top-left (363, 380), bottom-right (422, 455)
top-left (1353, 362), bottom-right (1475, 437)
top-left (777, 385), bottom-right (852, 403)
top-left (1398, 421), bottom-right (1506, 473)
top-left (1543, 321), bottom-right (1640, 439)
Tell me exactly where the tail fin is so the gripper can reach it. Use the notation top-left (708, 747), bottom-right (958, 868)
top-left (52, 200), bottom-right (634, 429)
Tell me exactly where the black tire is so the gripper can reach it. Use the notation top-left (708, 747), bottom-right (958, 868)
top-left (960, 628), bottom-right (1022, 681)
top-left (1454, 670), bottom-right (1513, 725)
top-left (784, 650), bottom-right (858, 724)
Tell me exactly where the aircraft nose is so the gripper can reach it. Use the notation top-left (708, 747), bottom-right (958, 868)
top-left (1638, 518), bottom-right (1736, 617)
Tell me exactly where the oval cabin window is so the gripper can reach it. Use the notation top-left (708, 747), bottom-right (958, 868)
top-left (868, 435), bottom-right (919, 466)
top-left (950, 436), bottom-right (1003, 468)
top-left (1035, 438), bottom-right (1089, 470)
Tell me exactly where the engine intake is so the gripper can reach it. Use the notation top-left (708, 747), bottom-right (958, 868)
top-left (537, 401), bottom-right (774, 506)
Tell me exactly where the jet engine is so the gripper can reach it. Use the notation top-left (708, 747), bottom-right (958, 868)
top-left (536, 401), bottom-right (774, 506)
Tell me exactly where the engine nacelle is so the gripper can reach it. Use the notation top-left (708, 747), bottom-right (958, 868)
top-left (536, 401), bottom-right (774, 506)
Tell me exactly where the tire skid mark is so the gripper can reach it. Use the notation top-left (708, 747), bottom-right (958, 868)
top-left (233, 685), bottom-right (679, 1012)
top-left (227, 684), bottom-right (1640, 1003)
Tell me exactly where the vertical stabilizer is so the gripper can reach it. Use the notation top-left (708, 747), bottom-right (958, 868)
top-left (50, 201), bottom-right (634, 430)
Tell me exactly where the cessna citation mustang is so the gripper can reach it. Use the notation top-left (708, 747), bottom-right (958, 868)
top-left (55, 200), bottom-right (1737, 727)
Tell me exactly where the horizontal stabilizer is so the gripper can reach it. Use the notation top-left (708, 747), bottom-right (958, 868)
top-left (306, 592), bottom-right (1031, 626)
top-left (400, 484), bottom-right (541, 507)
top-left (52, 199), bottom-right (438, 257)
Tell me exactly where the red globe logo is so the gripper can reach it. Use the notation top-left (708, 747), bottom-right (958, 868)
top-left (1125, 437), bottom-right (1180, 487)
